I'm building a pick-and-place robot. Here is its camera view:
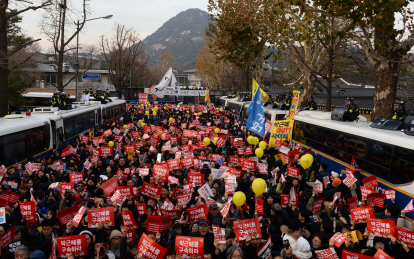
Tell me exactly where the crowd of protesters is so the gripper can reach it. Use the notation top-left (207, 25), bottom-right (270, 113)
top-left (0, 102), bottom-right (413, 259)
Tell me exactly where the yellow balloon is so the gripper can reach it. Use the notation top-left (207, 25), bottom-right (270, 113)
top-left (247, 136), bottom-right (254, 144)
top-left (214, 128), bottom-right (220, 134)
top-left (233, 191), bottom-right (246, 207)
top-left (108, 141), bottom-right (114, 147)
top-left (300, 154), bottom-right (314, 169)
top-left (187, 111), bottom-right (189, 113)
top-left (139, 120), bottom-right (143, 124)
top-left (123, 125), bottom-right (128, 129)
top-left (252, 178), bottom-right (267, 195)
top-left (203, 137), bottom-right (210, 146)
top-left (141, 104), bottom-right (144, 107)
top-left (145, 111), bottom-right (149, 116)
top-left (253, 137), bottom-right (259, 145)
top-left (255, 148), bottom-right (264, 157)
top-left (259, 141), bottom-right (267, 150)
top-left (147, 102), bottom-right (150, 105)
top-left (154, 107), bottom-right (158, 112)
top-left (153, 111), bottom-right (157, 116)
top-left (169, 118), bottom-right (173, 122)
top-left (213, 137), bottom-right (219, 144)
top-left (141, 123), bottom-right (146, 126)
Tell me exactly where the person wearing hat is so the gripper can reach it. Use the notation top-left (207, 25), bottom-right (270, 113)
top-left (29, 250), bottom-right (46, 259)
top-left (208, 203), bottom-right (223, 225)
top-left (195, 220), bottom-right (215, 252)
top-left (79, 230), bottom-right (94, 258)
top-left (108, 229), bottom-right (125, 258)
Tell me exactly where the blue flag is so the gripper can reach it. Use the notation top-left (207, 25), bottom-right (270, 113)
top-left (246, 86), bottom-right (266, 136)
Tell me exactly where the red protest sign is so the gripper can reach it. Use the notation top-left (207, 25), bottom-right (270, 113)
top-left (139, 93), bottom-right (148, 104)
top-left (186, 204), bottom-right (208, 222)
top-left (229, 168), bottom-right (243, 179)
top-left (122, 211), bottom-right (138, 229)
top-left (177, 193), bottom-right (192, 207)
top-left (323, 176), bottom-right (330, 184)
top-left (242, 160), bottom-right (257, 171)
top-left (187, 173), bottom-right (203, 187)
top-left (361, 186), bottom-right (375, 198)
top-left (341, 250), bottom-right (373, 259)
top-left (258, 164), bottom-right (268, 174)
top-left (20, 201), bottom-right (35, 220)
top-left (312, 197), bottom-right (327, 212)
top-left (396, 226), bottom-right (414, 248)
top-left (146, 215), bottom-right (170, 234)
top-left (138, 233), bottom-right (167, 259)
top-left (160, 209), bottom-right (181, 220)
top-left (347, 195), bottom-right (359, 210)
top-left (81, 135), bottom-right (89, 143)
top-left (153, 165), bottom-right (169, 181)
top-left (385, 190), bottom-right (395, 200)
top-left (315, 248), bottom-right (339, 259)
top-left (367, 193), bottom-right (386, 207)
top-left (69, 172), bottom-right (84, 183)
top-left (135, 202), bottom-right (147, 216)
top-left (228, 156), bottom-right (240, 165)
top-left (281, 194), bottom-right (289, 208)
top-left (330, 232), bottom-right (348, 247)
top-left (71, 206), bottom-right (87, 228)
top-left (139, 168), bottom-right (149, 176)
top-left (373, 249), bottom-right (394, 259)
top-left (101, 176), bottom-right (119, 196)
top-left (263, 120), bottom-right (273, 137)
top-left (181, 157), bottom-right (194, 167)
top-left (233, 218), bottom-right (262, 241)
top-left (56, 235), bottom-right (87, 258)
top-left (176, 236), bottom-right (204, 259)
top-left (0, 225), bottom-right (14, 249)
top-left (140, 182), bottom-right (162, 199)
top-left (287, 166), bottom-right (300, 177)
top-left (57, 206), bottom-right (80, 225)
top-left (100, 146), bottom-right (113, 156)
top-left (127, 228), bottom-right (136, 246)
top-left (313, 181), bottom-right (323, 193)
top-left (87, 207), bottom-right (115, 228)
top-left (60, 182), bottom-right (74, 194)
top-left (350, 206), bottom-right (375, 222)
top-left (363, 175), bottom-right (378, 188)
top-left (115, 186), bottom-right (135, 198)
top-left (255, 198), bottom-right (264, 215)
top-left (167, 159), bottom-right (180, 169)
top-left (367, 218), bottom-right (395, 238)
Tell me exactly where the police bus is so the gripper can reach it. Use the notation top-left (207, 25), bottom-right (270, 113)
top-left (0, 98), bottom-right (126, 167)
top-left (292, 110), bottom-right (414, 220)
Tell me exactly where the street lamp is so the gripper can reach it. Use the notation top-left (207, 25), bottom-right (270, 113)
top-left (75, 15), bottom-right (113, 101)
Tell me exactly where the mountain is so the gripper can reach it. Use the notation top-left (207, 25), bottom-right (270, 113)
top-left (142, 8), bottom-right (209, 68)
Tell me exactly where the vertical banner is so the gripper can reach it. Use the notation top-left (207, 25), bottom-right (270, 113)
top-left (286, 90), bottom-right (300, 120)
top-left (269, 120), bottom-right (294, 147)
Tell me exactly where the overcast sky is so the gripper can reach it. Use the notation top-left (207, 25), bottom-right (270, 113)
top-left (19, 0), bottom-right (209, 51)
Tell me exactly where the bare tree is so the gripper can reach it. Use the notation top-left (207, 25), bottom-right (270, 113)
top-left (40, 0), bottom-right (89, 91)
top-left (159, 50), bottom-right (173, 74)
top-left (0, 0), bottom-right (52, 117)
top-left (100, 24), bottom-right (147, 98)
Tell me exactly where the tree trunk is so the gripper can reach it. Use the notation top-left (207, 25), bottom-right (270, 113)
top-left (371, 62), bottom-right (399, 121)
top-left (57, 50), bottom-right (64, 91)
top-left (326, 80), bottom-right (332, 111)
top-left (117, 89), bottom-right (123, 99)
top-left (298, 72), bottom-right (314, 108)
top-left (0, 12), bottom-right (8, 117)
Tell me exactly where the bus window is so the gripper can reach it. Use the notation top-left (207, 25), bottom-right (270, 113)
top-left (2, 131), bottom-right (26, 166)
top-left (314, 128), bottom-right (337, 155)
top-left (390, 147), bottom-right (414, 184)
top-left (82, 113), bottom-right (90, 130)
top-left (26, 125), bottom-right (50, 157)
top-left (90, 111), bottom-right (96, 126)
top-left (74, 117), bottom-right (83, 135)
top-left (64, 117), bottom-right (74, 139)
